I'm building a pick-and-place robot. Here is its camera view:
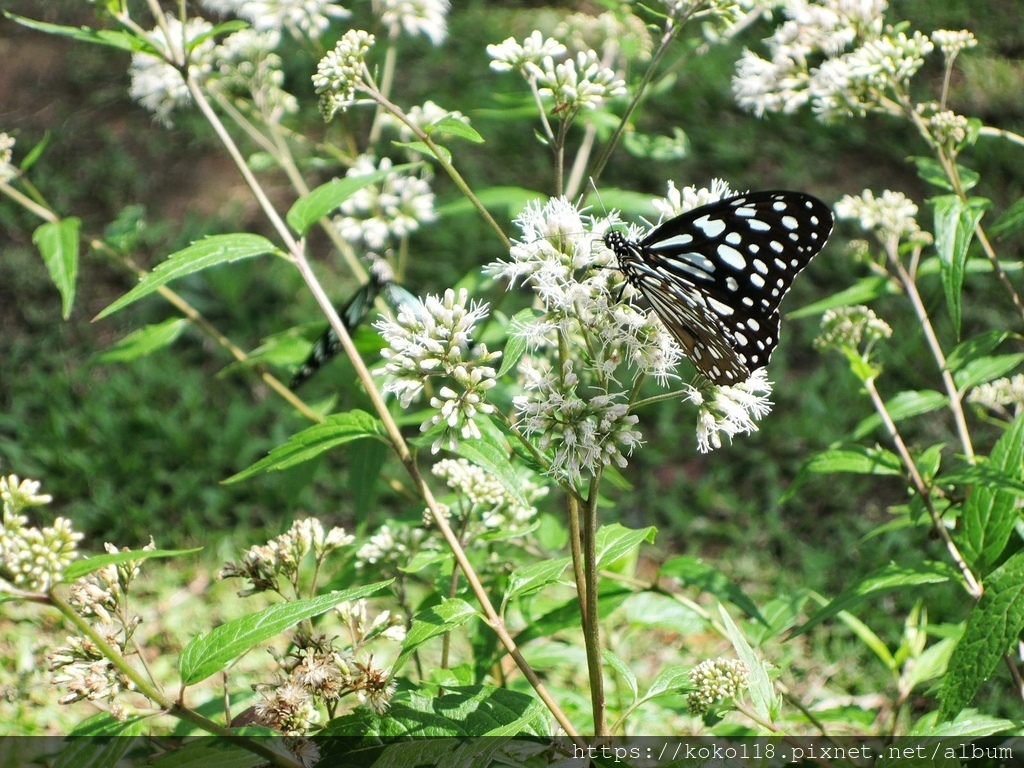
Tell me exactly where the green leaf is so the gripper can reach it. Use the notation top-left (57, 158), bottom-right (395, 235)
top-left (788, 275), bottom-right (893, 319)
top-left (953, 353), bottom-right (1024, 391)
top-left (602, 647), bottom-right (638, 704)
top-left (179, 581), bottom-right (392, 685)
top-left (960, 413), bottom-right (1024, 572)
top-left (659, 555), bottom-right (766, 624)
top-left (933, 195), bottom-right (989, 335)
top-left (850, 390), bottom-right (948, 441)
top-left (92, 318), bottom-right (188, 363)
top-left (63, 547), bottom-right (201, 581)
top-left (350, 439), bottom-right (388, 520)
top-left (503, 557), bottom-right (571, 606)
top-left (719, 605), bottom-right (777, 720)
top-left (69, 712), bottom-right (147, 736)
top-left (95, 234), bottom-right (278, 319)
top-left (793, 562), bottom-right (957, 636)
top-left (285, 164), bottom-right (418, 234)
top-left (451, 438), bottom-right (528, 507)
top-left (909, 708), bottom-right (1017, 738)
top-left (496, 309), bottom-right (541, 378)
top-left (321, 686), bottom-right (544, 738)
top-left (939, 550), bottom-right (1024, 721)
top-left (945, 330), bottom-right (1012, 372)
top-left (988, 194), bottom-right (1024, 239)
top-left (32, 218), bottom-right (80, 319)
top-left (786, 445), bottom-right (904, 503)
top-left (393, 598), bottom-right (477, 673)
top-left (225, 410), bottom-right (385, 483)
top-left (914, 157), bottom-right (980, 192)
top-left (426, 117), bottom-right (484, 143)
top-left (148, 739), bottom-right (280, 768)
top-left (641, 664), bottom-right (692, 702)
top-left (5, 13), bottom-right (144, 52)
top-left (595, 523), bottom-right (657, 568)
top-left (513, 588), bottom-right (632, 647)
top-left (54, 729), bottom-right (143, 768)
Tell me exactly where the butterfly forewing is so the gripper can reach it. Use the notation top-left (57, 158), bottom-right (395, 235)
top-left (606, 190), bottom-right (833, 385)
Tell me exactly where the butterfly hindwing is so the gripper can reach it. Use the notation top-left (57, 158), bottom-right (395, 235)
top-left (606, 190), bottom-right (833, 385)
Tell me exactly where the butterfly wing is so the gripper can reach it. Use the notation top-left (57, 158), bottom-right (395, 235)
top-left (611, 191), bottom-right (833, 385)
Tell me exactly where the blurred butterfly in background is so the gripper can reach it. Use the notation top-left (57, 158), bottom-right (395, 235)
top-left (290, 261), bottom-right (417, 390)
top-left (604, 190), bottom-right (833, 385)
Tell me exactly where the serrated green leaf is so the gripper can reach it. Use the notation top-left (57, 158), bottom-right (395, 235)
top-left (602, 647), bottom-right (638, 703)
top-left (802, 446), bottom-right (903, 476)
top-left (503, 557), bottom-right (571, 606)
top-left (96, 234), bottom-right (278, 319)
top-left (659, 556), bottom-right (767, 625)
top-left (451, 437), bottom-right (527, 507)
top-left (225, 410), bottom-right (385, 483)
top-left (68, 712), bottom-right (147, 736)
top-left (939, 550), bottom-right (1024, 721)
top-left (945, 330), bottom-right (1012, 372)
top-left (92, 318), bottom-right (188, 363)
top-left (5, 13), bottom-right (145, 52)
top-left (321, 686), bottom-right (543, 738)
top-left (909, 708), bottom-right (1017, 737)
top-left (953, 353), bottom-right (1024, 390)
top-left (63, 547), bottom-right (201, 581)
top-left (642, 664), bottom-right (692, 702)
top-left (793, 562), bottom-right (957, 637)
top-left (53, 731), bottom-right (143, 768)
top-left (393, 598), bottom-right (477, 673)
top-left (961, 413), bottom-right (1024, 572)
top-left (595, 523), bottom-right (657, 568)
top-left (33, 218), bottom-right (80, 319)
top-left (179, 581), bottom-right (392, 685)
top-left (788, 275), bottom-right (893, 319)
top-left (426, 117), bottom-right (484, 143)
top-left (285, 164), bottom-right (418, 234)
top-left (933, 195), bottom-right (988, 335)
top-left (719, 605), bottom-right (777, 720)
top-left (850, 390), bottom-right (948, 440)
top-left (350, 438), bottom-right (388, 520)
top-left (148, 739), bottom-right (277, 768)
top-left (914, 157), bottom-right (980, 192)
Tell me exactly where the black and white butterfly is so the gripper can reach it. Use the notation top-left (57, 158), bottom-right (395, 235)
top-left (290, 265), bottom-right (418, 390)
top-left (604, 190), bottom-right (833, 386)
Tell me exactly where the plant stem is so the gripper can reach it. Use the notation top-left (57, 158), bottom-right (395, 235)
top-left (582, 471), bottom-right (606, 735)
top-left (862, 376), bottom-right (982, 598)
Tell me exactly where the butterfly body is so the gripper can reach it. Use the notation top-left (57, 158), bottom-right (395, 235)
top-left (605, 190), bottom-right (833, 385)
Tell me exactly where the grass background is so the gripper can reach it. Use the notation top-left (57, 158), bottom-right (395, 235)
top-left (2, 0), bottom-right (1023, 733)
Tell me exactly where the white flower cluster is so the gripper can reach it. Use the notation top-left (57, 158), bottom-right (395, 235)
top-left (514, 360), bottom-right (643, 484)
top-left (687, 658), bottom-right (750, 716)
top-left (431, 458), bottom-right (546, 533)
top-left (687, 369), bottom-right (774, 453)
top-left (968, 374), bottom-right (1024, 417)
top-left (835, 188), bottom-right (923, 243)
top-left (313, 29), bottom-right (374, 120)
top-left (128, 18), bottom-right (216, 125)
top-left (931, 28), bottom-right (977, 59)
top-left (334, 155), bottom-right (436, 249)
top-left (376, 0), bottom-right (449, 46)
top-left (555, 10), bottom-right (654, 64)
top-left (0, 133), bottom-right (16, 183)
top-left (202, 0), bottom-right (350, 40)
top-left (219, 517), bottom-right (354, 596)
top-left (813, 305), bottom-right (892, 353)
top-left (488, 32), bottom-right (625, 113)
top-left (732, 1), bottom-right (960, 122)
top-left (376, 288), bottom-right (500, 452)
top-left (355, 522), bottom-right (432, 569)
top-left (213, 29), bottom-right (298, 119)
top-left (0, 475), bottom-right (79, 593)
